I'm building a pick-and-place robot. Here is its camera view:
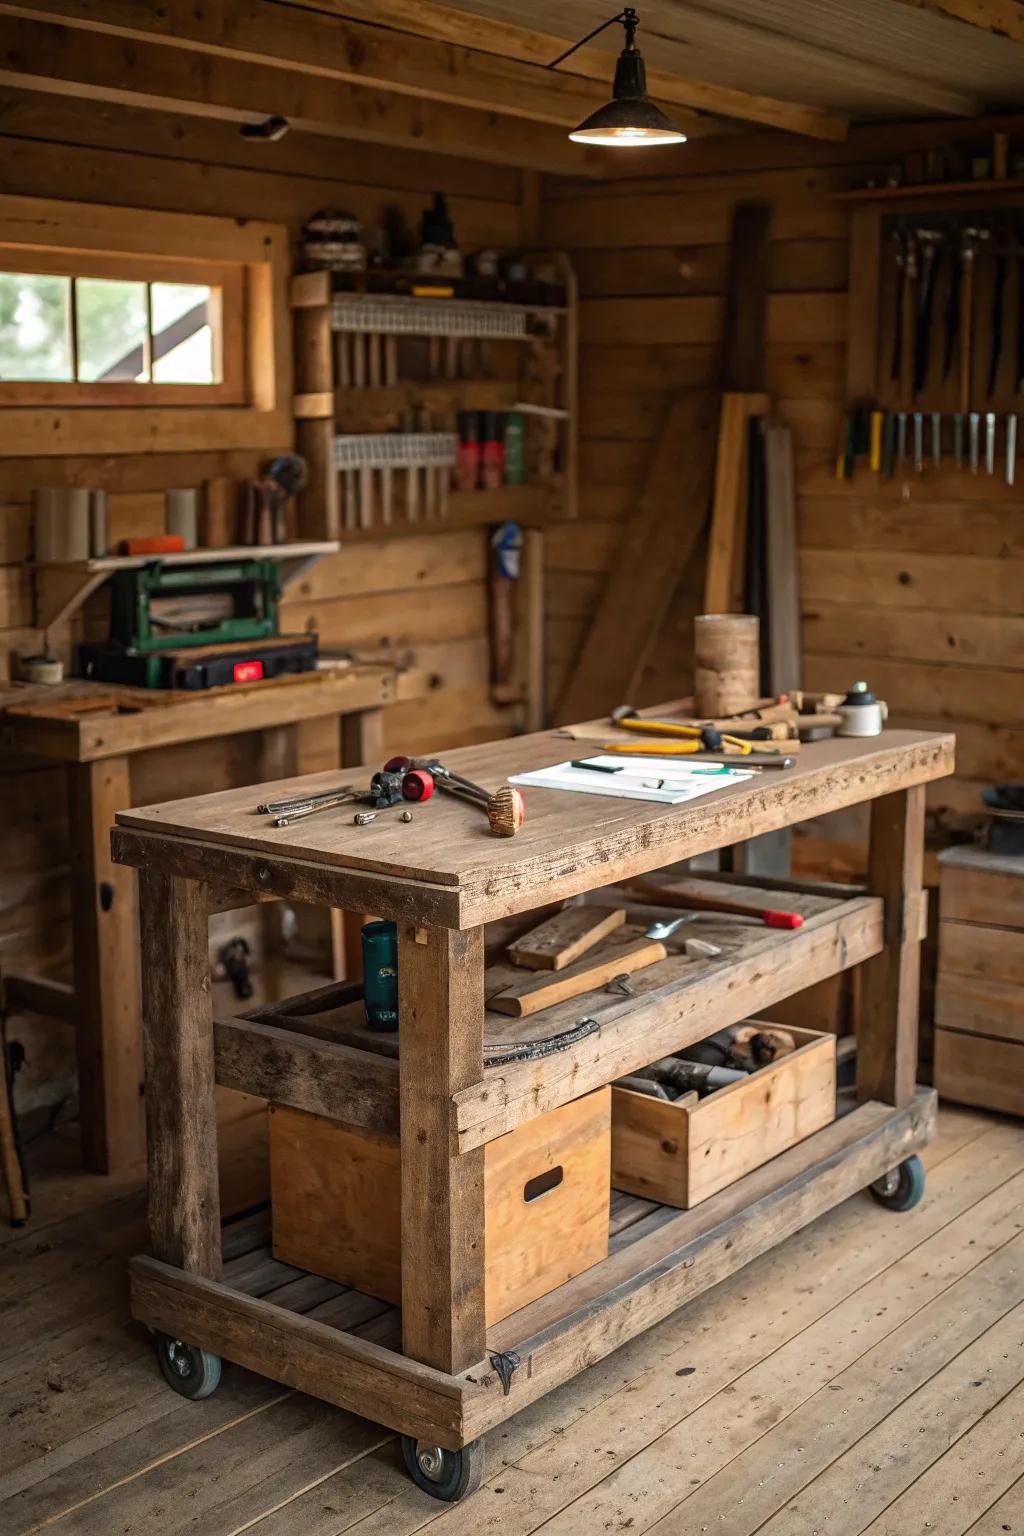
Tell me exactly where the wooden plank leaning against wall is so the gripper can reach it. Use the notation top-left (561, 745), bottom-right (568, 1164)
top-left (540, 114), bottom-right (1024, 877)
top-left (0, 87), bottom-right (538, 1116)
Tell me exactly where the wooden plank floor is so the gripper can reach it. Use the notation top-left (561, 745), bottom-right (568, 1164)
top-left (2, 1104), bottom-right (1023, 1535)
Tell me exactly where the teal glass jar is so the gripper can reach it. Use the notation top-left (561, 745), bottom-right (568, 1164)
top-left (362, 919), bottom-right (398, 1031)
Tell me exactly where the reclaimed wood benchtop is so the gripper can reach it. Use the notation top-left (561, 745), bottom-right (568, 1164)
top-left (113, 722), bottom-right (955, 928)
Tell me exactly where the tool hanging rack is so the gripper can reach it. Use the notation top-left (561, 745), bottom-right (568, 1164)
top-left (842, 181), bottom-right (1024, 483)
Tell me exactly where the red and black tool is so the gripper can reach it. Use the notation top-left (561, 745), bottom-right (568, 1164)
top-left (628, 880), bottom-right (805, 930)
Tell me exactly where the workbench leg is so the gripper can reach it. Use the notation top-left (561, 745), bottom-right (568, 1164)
top-left (67, 756), bottom-right (143, 1174)
top-left (338, 708), bottom-right (386, 980)
top-left (398, 924), bottom-right (486, 1374)
top-left (139, 869), bottom-right (221, 1276)
top-left (857, 786), bottom-right (926, 1109)
top-left (257, 726), bottom-right (300, 993)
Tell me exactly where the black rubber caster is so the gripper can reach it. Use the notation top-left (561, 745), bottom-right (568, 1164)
top-left (400, 1435), bottom-right (485, 1501)
top-left (869, 1154), bottom-right (926, 1212)
top-left (155, 1332), bottom-right (222, 1400)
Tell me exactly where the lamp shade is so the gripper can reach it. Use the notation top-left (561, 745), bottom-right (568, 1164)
top-left (569, 28), bottom-right (686, 146)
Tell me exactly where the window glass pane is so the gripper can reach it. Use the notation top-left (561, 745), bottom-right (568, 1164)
top-left (151, 283), bottom-right (215, 383)
top-left (0, 272), bottom-right (72, 381)
top-left (76, 278), bottom-right (149, 381)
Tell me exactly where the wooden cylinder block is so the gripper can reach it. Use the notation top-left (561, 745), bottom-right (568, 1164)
top-left (33, 487), bottom-right (90, 563)
top-left (201, 477), bottom-right (235, 549)
top-left (694, 613), bottom-right (760, 717)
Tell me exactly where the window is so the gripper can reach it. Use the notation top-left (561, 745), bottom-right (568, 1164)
top-left (0, 252), bottom-right (244, 405)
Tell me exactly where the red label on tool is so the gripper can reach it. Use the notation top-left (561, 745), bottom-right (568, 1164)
top-left (233, 660), bottom-right (264, 684)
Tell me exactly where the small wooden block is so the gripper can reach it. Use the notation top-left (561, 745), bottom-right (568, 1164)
top-left (489, 929), bottom-right (667, 1017)
top-left (507, 904), bottom-right (627, 971)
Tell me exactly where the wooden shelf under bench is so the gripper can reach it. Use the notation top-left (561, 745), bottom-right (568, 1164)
top-left (130, 1087), bottom-right (936, 1448)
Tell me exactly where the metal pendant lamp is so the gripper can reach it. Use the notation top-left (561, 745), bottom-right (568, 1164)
top-left (553, 8), bottom-right (686, 147)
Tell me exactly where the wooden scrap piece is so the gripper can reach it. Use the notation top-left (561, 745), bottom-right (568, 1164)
top-left (508, 904), bottom-right (627, 971)
top-left (489, 927), bottom-right (667, 1017)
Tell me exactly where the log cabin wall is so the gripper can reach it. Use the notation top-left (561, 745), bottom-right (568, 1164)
top-left (541, 118), bottom-right (1024, 879)
top-left (0, 86), bottom-right (530, 1108)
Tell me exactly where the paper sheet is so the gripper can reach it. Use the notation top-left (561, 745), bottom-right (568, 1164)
top-left (509, 755), bottom-right (755, 805)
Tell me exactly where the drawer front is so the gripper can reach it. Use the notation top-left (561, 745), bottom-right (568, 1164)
top-left (935, 972), bottom-right (1024, 1046)
top-left (940, 866), bottom-right (1024, 931)
top-left (939, 918), bottom-right (1024, 988)
top-left (935, 1028), bottom-right (1024, 1117)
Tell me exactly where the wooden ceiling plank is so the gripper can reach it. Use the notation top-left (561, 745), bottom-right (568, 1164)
top-left (645, 0), bottom-right (985, 118)
top-left (888, 0), bottom-right (1024, 43)
top-left (0, 13), bottom-right (599, 176)
top-left (290, 0), bottom-right (850, 141)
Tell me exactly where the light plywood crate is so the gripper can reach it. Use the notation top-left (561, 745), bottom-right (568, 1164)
top-left (611, 1025), bottom-right (836, 1209)
top-left (270, 1087), bottom-right (610, 1326)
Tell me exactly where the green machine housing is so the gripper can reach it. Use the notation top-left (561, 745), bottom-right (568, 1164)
top-left (78, 556), bottom-right (318, 689)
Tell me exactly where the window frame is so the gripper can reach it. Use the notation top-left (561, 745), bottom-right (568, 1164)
top-left (0, 249), bottom-right (246, 406)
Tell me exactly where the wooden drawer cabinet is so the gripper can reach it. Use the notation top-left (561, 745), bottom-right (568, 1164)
top-left (270, 1088), bottom-right (611, 1326)
top-left (934, 847), bottom-right (1024, 1116)
top-left (611, 1025), bottom-right (836, 1209)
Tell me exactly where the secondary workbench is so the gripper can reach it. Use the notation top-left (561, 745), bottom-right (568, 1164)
top-left (110, 717), bottom-right (954, 1499)
top-left (0, 660), bottom-right (425, 1173)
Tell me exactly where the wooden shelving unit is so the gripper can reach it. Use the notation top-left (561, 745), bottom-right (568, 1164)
top-left (291, 262), bottom-right (578, 541)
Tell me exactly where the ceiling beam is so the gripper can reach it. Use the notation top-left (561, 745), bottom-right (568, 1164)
top-left (0, 14), bottom-right (602, 176)
top-left (0, 0), bottom-right (666, 129)
top-left (0, 0), bottom-right (846, 143)
top-left (287, 0), bottom-right (850, 141)
top-left (888, 0), bottom-right (1024, 42)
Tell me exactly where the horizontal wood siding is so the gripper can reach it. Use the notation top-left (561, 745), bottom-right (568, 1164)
top-left (0, 86), bottom-right (523, 1106)
top-left (541, 124), bottom-right (1019, 867)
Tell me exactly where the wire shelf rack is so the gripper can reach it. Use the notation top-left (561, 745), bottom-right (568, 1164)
top-left (331, 296), bottom-right (530, 339)
top-left (332, 432), bottom-right (457, 470)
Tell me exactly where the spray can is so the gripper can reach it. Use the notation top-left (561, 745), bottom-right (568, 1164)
top-left (481, 411), bottom-right (505, 490)
top-left (504, 412), bottom-right (526, 485)
top-left (456, 411), bottom-right (481, 492)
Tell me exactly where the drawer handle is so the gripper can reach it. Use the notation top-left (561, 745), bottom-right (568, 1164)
top-left (524, 1166), bottom-right (563, 1203)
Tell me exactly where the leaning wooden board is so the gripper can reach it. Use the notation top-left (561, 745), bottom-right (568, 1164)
top-left (489, 926), bottom-right (667, 1017)
top-left (507, 905), bottom-right (626, 970)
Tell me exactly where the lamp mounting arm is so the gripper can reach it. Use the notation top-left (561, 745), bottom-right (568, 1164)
top-left (546, 8), bottom-right (636, 70)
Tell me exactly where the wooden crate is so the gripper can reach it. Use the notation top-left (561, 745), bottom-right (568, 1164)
top-left (935, 846), bottom-right (1024, 1115)
top-left (611, 1025), bottom-right (837, 1209)
top-left (270, 1088), bottom-right (610, 1326)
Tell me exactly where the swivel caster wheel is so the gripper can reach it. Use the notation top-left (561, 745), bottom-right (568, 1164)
top-left (400, 1435), bottom-right (485, 1501)
top-left (154, 1332), bottom-right (222, 1400)
top-left (869, 1154), bottom-right (925, 1213)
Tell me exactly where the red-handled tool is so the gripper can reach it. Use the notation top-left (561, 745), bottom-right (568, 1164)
top-left (628, 880), bottom-right (805, 929)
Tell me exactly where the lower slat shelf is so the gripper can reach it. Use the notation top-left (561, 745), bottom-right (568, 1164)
top-left (219, 884), bottom-right (884, 1151)
top-left (130, 1089), bottom-right (935, 1450)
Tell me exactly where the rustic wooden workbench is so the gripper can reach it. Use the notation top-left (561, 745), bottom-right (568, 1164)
top-left (0, 661), bottom-right (425, 1174)
top-left (110, 718), bottom-right (954, 1499)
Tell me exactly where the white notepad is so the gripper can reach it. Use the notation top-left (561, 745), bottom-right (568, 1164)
top-left (509, 755), bottom-right (755, 805)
